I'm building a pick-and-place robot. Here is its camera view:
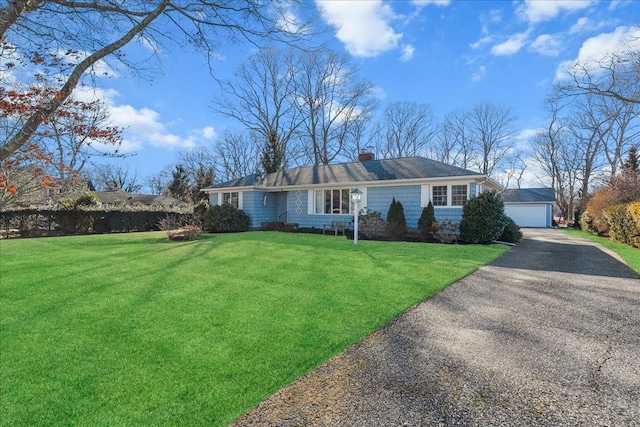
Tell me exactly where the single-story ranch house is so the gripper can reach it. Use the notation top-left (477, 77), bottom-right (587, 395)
top-left (203, 154), bottom-right (554, 230)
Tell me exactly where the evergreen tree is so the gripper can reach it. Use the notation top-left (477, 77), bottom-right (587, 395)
top-left (418, 201), bottom-right (436, 237)
top-left (386, 197), bottom-right (407, 239)
top-left (622, 145), bottom-right (639, 178)
top-left (460, 191), bottom-right (506, 244)
top-left (166, 165), bottom-right (191, 202)
top-left (260, 129), bottom-right (286, 174)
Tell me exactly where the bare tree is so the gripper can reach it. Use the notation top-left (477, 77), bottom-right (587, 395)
top-left (467, 102), bottom-right (518, 176)
top-left (214, 130), bottom-right (260, 183)
top-left (435, 109), bottom-right (474, 168)
top-left (598, 95), bottom-right (640, 180)
top-left (294, 49), bottom-right (376, 165)
top-left (556, 28), bottom-right (640, 105)
top-left (569, 94), bottom-right (612, 199)
top-left (89, 163), bottom-right (142, 193)
top-left (213, 47), bottom-right (301, 173)
top-left (532, 96), bottom-right (584, 222)
top-left (0, 1), bottom-right (311, 162)
top-left (380, 101), bottom-right (436, 159)
top-left (343, 114), bottom-right (376, 161)
top-left (40, 98), bottom-right (124, 181)
top-left (146, 170), bottom-right (170, 195)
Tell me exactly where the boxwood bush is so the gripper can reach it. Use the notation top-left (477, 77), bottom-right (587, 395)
top-left (460, 191), bottom-right (506, 244)
top-left (203, 204), bottom-right (251, 233)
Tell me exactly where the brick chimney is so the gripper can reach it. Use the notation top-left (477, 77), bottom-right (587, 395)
top-left (358, 152), bottom-right (375, 162)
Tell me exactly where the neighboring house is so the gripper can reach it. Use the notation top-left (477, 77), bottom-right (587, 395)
top-left (202, 154), bottom-right (502, 230)
top-left (502, 187), bottom-right (556, 228)
top-left (94, 190), bottom-right (191, 208)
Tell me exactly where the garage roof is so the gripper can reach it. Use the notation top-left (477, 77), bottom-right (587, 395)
top-left (502, 188), bottom-right (555, 203)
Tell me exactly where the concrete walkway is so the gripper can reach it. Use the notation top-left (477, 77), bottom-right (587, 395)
top-left (230, 229), bottom-right (640, 426)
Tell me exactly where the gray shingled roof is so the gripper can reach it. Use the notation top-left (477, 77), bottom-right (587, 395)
top-left (208, 157), bottom-right (482, 189)
top-left (501, 187), bottom-right (555, 203)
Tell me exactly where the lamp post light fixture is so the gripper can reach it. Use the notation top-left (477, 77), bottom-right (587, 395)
top-left (351, 188), bottom-right (362, 245)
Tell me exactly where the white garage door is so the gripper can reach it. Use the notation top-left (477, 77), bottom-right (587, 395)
top-left (504, 204), bottom-right (547, 228)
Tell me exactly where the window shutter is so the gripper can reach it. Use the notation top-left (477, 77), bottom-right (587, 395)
top-left (238, 191), bottom-right (243, 210)
top-left (307, 190), bottom-right (314, 215)
top-left (420, 184), bottom-right (430, 207)
top-left (360, 187), bottom-right (368, 210)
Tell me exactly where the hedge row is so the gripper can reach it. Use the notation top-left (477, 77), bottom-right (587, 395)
top-left (581, 201), bottom-right (640, 247)
top-left (0, 209), bottom-right (193, 238)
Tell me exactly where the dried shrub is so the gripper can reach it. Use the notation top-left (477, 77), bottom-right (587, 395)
top-left (358, 209), bottom-right (386, 239)
top-left (584, 187), bottom-right (619, 235)
top-left (158, 214), bottom-right (201, 241)
top-left (433, 220), bottom-right (459, 244)
top-left (166, 225), bottom-right (202, 241)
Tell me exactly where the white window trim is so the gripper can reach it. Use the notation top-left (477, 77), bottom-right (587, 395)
top-left (431, 184), bottom-right (469, 208)
top-left (310, 187), bottom-right (361, 215)
top-left (451, 184), bottom-right (468, 207)
top-left (215, 191), bottom-right (243, 209)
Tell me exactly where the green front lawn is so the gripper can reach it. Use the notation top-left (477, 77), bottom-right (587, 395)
top-left (564, 229), bottom-right (640, 273)
top-left (1, 232), bottom-right (508, 426)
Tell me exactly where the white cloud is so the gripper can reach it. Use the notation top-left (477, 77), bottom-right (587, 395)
top-left (412, 0), bottom-right (451, 6)
top-left (491, 32), bottom-right (529, 56)
top-left (470, 35), bottom-right (493, 49)
top-left (316, 0), bottom-right (402, 57)
top-left (74, 86), bottom-right (207, 153)
top-left (201, 126), bottom-right (217, 139)
top-left (517, 0), bottom-right (595, 24)
top-left (555, 26), bottom-right (640, 80)
top-left (569, 17), bottom-right (591, 34)
top-left (472, 65), bottom-right (486, 82)
top-left (530, 34), bottom-right (562, 56)
top-left (400, 44), bottom-right (415, 61)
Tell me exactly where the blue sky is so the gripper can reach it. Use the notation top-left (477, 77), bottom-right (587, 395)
top-left (82, 0), bottom-right (639, 190)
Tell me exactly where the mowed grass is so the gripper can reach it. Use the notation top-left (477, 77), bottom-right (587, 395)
top-left (563, 229), bottom-right (640, 273)
top-left (0, 231), bottom-right (508, 426)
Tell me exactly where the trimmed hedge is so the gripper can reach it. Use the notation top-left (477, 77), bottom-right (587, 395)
top-left (582, 200), bottom-right (640, 248)
top-left (0, 209), bottom-right (193, 238)
top-left (602, 202), bottom-right (640, 247)
top-left (203, 204), bottom-right (251, 233)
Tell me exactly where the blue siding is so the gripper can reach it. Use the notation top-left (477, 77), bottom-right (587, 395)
top-left (242, 191), bottom-right (278, 228)
top-left (237, 186), bottom-right (468, 230)
top-left (284, 189), bottom-right (352, 229)
top-left (367, 185), bottom-right (423, 228)
top-left (434, 207), bottom-right (464, 223)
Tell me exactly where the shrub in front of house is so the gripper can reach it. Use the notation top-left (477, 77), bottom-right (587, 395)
top-left (417, 201), bottom-right (436, 239)
top-left (358, 210), bottom-right (386, 239)
top-left (460, 191), bottom-right (506, 244)
top-left (433, 219), bottom-right (459, 244)
top-left (386, 198), bottom-right (407, 239)
top-left (498, 216), bottom-right (523, 243)
top-left (203, 204), bottom-right (251, 233)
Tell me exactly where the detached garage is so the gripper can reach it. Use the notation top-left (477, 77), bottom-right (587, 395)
top-left (502, 188), bottom-right (555, 228)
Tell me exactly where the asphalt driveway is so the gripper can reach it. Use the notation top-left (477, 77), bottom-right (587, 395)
top-left (231, 229), bottom-right (640, 426)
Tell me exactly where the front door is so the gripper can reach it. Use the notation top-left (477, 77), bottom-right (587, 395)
top-left (276, 192), bottom-right (288, 223)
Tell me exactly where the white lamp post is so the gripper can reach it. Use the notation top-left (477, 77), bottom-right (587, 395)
top-left (351, 188), bottom-right (362, 245)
